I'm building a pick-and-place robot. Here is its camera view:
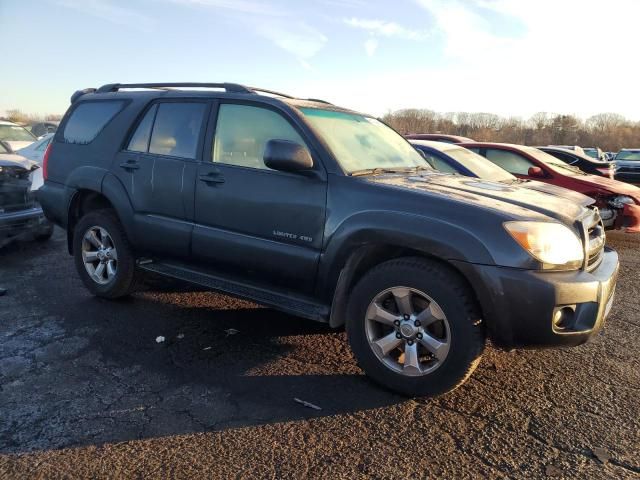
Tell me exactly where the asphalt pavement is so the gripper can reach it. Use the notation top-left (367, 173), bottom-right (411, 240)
top-left (1, 229), bottom-right (639, 479)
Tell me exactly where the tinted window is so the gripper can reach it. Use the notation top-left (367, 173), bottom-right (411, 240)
top-left (420, 151), bottom-right (457, 173)
top-left (127, 104), bottom-right (158, 153)
top-left (485, 149), bottom-right (535, 175)
top-left (149, 103), bottom-right (206, 159)
top-left (63, 101), bottom-right (124, 144)
top-left (213, 104), bottom-right (306, 170)
top-left (545, 150), bottom-right (577, 165)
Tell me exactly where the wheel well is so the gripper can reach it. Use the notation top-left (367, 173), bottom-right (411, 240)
top-left (67, 190), bottom-right (115, 254)
top-left (329, 244), bottom-right (484, 328)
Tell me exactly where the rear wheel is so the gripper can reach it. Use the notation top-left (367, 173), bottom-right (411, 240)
top-left (73, 209), bottom-right (140, 298)
top-left (346, 257), bottom-right (485, 397)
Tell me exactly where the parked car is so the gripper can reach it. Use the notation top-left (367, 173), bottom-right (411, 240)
top-left (461, 142), bottom-right (640, 232)
top-left (549, 145), bottom-right (586, 156)
top-left (537, 146), bottom-right (615, 178)
top-left (0, 120), bottom-right (37, 151)
top-left (613, 149), bottom-right (640, 184)
top-left (411, 140), bottom-right (595, 205)
top-left (39, 82), bottom-right (618, 397)
top-left (16, 133), bottom-right (54, 164)
top-left (30, 121), bottom-right (59, 138)
top-left (583, 147), bottom-right (605, 161)
top-left (404, 133), bottom-right (475, 144)
top-left (0, 142), bottom-right (53, 247)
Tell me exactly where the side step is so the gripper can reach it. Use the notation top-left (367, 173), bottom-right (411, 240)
top-left (138, 261), bottom-right (330, 322)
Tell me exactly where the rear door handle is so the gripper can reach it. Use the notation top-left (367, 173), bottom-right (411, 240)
top-left (199, 172), bottom-right (225, 184)
top-left (119, 161), bottom-right (140, 171)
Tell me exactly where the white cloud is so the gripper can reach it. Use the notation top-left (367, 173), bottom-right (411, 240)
top-left (56, 0), bottom-right (154, 31)
top-left (344, 17), bottom-right (429, 40)
top-left (364, 38), bottom-right (379, 57)
top-left (254, 20), bottom-right (328, 62)
top-left (165, 0), bottom-right (283, 16)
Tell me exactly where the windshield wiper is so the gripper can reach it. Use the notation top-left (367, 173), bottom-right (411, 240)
top-left (349, 166), bottom-right (432, 177)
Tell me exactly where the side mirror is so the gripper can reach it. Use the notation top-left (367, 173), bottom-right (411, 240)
top-left (264, 139), bottom-right (313, 173)
top-left (528, 166), bottom-right (545, 178)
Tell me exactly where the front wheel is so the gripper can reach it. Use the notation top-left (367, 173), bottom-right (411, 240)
top-left (346, 257), bottom-right (485, 397)
top-left (73, 209), bottom-right (140, 299)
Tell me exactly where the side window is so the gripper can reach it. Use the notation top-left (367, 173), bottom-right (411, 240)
top-left (213, 104), bottom-right (306, 170)
top-left (485, 149), bottom-right (535, 175)
top-left (127, 104), bottom-right (158, 153)
top-left (63, 101), bottom-right (124, 144)
top-left (466, 147), bottom-right (481, 154)
top-left (149, 103), bottom-right (206, 159)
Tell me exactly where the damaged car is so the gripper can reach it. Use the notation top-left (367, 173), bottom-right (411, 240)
top-left (0, 142), bottom-right (53, 248)
top-left (461, 142), bottom-right (640, 233)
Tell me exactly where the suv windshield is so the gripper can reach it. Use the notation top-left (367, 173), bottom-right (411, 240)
top-left (444, 146), bottom-right (515, 182)
top-left (616, 150), bottom-right (640, 161)
top-left (300, 108), bottom-right (430, 174)
top-left (0, 125), bottom-right (37, 142)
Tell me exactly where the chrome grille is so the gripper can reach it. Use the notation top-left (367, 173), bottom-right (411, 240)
top-left (583, 208), bottom-right (605, 272)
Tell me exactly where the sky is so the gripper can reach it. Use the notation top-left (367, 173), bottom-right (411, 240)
top-left (1, 0), bottom-right (639, 120)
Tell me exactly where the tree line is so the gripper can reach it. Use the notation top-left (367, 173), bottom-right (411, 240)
top-left (383, 110), bottom-right (640, 152)
top-left (1, 109), bottom-right (62, 124)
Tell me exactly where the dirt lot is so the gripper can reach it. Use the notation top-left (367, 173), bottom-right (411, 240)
top-left (0, 230), bottom-right (639, 479)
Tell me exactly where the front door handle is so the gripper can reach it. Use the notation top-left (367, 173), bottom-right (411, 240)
top-left (199, 172), bottom-right (225, 184)
top-left (119, 161), bottom-right (140, 171)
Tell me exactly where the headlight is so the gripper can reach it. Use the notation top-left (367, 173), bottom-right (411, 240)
top-left (504, 221), bottom-right (584, 270)
top-left (609, 195), bottom-right (635, 209)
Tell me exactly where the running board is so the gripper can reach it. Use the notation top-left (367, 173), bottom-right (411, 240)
top-left (137, 261), bottom-right (330, 322)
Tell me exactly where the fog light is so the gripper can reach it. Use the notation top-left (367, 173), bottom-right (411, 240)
top-left (553, 307), bottom-right (575, 330)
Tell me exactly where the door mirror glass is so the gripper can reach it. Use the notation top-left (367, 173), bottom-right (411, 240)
top-left (528, 166), bottom-right (545, 177)
top-left (264, 139), bottom-right (313, 172)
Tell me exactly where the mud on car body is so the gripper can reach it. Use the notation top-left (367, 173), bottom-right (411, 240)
top-left (38, 83), bottom-right (619, 397)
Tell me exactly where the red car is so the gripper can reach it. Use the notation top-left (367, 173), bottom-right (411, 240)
top-left (460, 142), bottom-right (640, 233)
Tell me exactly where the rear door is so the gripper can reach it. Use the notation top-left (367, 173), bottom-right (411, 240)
top-left (114, 100), bottom-right (209, 256)
top-left (480, 148), bottom-right (547, 181)
top-left (192, 102), bottom-right (327, 294)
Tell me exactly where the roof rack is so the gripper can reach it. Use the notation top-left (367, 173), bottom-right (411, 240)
top-left (95, 82), bottom-right (253, 94)
top-left (90, 82), bottom-right (333, 105)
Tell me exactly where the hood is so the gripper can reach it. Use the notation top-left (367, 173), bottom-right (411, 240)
top-left (518, 180), bottom-right (594, 206)
top-left (568, 171), bottom-right (640, 198)
top-left (0, 157), bottom-right (36, 213)
top-left (5, 140), bottom-right (35, 151)
top-left (615, 160), bottom-right (640, 168)
top-left (364, 172), bottom-right (589, 225)
top-left (0, 153), bottom-right (38, 170)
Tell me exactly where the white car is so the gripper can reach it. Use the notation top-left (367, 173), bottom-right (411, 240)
top-left (16, 133), bottom-right (54, 163)
top-left (0, 120), bottom-right (37, 150)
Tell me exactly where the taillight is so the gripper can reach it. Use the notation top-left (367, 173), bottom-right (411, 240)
top-left (42, 143), bottom-right (52, 180)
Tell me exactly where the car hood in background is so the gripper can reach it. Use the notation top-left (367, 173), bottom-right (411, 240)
top-left (364, 172), bottom-right (590, 225)
top-left (5, 140), bottom-right (35, 151)
top-left (568, 171), bottom-right (640, 198)
top-left (517, 180), bottom-right (594, 206)
top-left (0, 154), bottom-right (41, 191)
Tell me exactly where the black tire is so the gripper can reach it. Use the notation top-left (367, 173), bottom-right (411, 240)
top-left (35, 222), bottom-right (54, 241)
top-left (346, 257), bottom-right (485, 397)
top-left (73, 209), bottom-right (140, 299)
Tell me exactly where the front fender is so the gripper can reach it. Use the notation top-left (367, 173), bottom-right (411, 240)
top-left (317, 210), bottom-right (496, 300)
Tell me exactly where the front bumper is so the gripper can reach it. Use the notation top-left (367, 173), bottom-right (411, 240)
top-left (621, 203), bottom-right (640, 233)
top-left (0, 206), bottom-right (50, 247)
top-left (452, 248), bottom-right (619, 349)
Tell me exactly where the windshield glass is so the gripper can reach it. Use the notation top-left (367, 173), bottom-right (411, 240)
top-left (444, 146), bottom-right (515, 182)
top-left (0, 142), bottom-right (9, 153)
top-left (616, 150), bottom-right (640, 161)
top-left (300, 108), bottom-right (430, 173)
top-left (583, 148), bottom-right (599, 159)
top-left (524, 147), bottom-right (586, 175)
top-left (0, 125), bottom-right (37, 142)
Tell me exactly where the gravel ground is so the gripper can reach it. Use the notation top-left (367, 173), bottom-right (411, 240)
top-left (0, 229), bottom-right (639, 479)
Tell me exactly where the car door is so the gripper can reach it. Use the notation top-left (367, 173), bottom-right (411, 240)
top-left (192, 102), bottom-right (327, 294)
top-left (113, 100), bottom-right (209, 257)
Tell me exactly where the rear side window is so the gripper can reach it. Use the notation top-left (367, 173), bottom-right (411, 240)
top-left (127, 104), bottom-right (158, 153)
top-left (149, 103), bottom-right (206, 159)
top-left (485, 149), bottom-right (535, 175)
top-left (63, 101), bottom-right (124, 144)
